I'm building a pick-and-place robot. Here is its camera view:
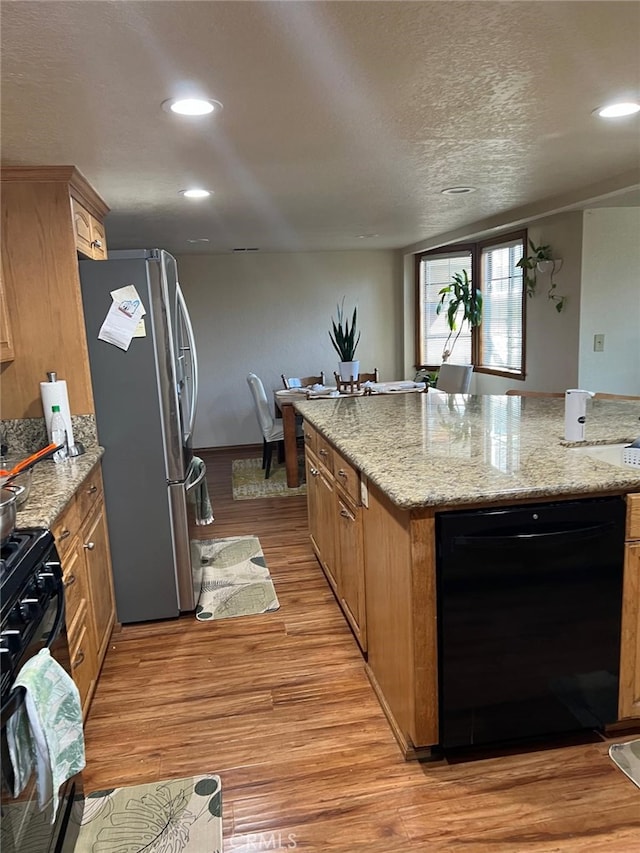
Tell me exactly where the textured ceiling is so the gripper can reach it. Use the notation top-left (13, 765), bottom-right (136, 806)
top-left (1, 0), bottom-right (639, 254)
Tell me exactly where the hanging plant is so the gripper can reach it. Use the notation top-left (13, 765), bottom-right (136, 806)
top-left (436, 269), bottom-right (483, 362)
top-left (516, 239), bottom-right (567, 313)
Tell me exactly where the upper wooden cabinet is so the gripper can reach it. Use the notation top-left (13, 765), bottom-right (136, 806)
top-left (0, 268), bottom-right (15, 363)
top-left (71, 196), bottom-right (108, 260)
top-left (0, 166), bottom-right (109, 419)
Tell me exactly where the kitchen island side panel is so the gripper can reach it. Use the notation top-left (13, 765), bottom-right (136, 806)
top-left (363, 481), bottom-right (438, 752)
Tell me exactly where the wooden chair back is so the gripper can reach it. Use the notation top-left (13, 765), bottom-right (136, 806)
top-left (281, 372), bottom-right (326, 389)
top-left (358, 368), bottom-right (380, 384)
top-left (333, 372), bottom-right (361, 393)
top-left (505, 389), bottom-right (564, 397)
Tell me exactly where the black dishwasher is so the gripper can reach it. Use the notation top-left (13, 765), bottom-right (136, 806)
top-left (437, 496), bottom-right (626, 749)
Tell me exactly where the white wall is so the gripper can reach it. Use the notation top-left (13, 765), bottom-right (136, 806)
top-left (178, 250), bottom-right (402, 448)
top-left (579, 208), bottom-right (640, 394)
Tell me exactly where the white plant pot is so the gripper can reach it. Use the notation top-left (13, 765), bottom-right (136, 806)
top-left (338, 360), bottom-right (359, 381)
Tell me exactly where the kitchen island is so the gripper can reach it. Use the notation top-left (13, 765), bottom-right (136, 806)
top-left (295, 392), bottom-right (640, 757)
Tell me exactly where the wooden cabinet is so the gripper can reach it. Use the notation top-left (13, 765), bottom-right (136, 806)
top-left (618, 493), bottom-right (640, 720)
top-left (0, 268), bottom-right (14, 363)
top-left (304, 421), bottom-right (367, 651)
top-left (0, 165), bottom-right (109, 419)
top-left (71, 196), bottom-right (108, 260)
top-left (53, 463), bottom-right (116, 719)
top-left (306, 447), bottom-right (337, 591)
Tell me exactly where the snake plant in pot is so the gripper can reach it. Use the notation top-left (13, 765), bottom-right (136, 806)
top-left (329, 298), bottom-right (361, 381)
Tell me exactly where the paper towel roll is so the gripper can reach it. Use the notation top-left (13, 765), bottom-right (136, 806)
top-left (40, 379), bottom-right (75, 448)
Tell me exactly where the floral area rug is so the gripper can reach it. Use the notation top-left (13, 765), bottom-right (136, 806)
top-left (191, 535), bottom-right (280, 621)
top-left (74, 774), bottom-right (222, 852)
top-left (609, 739), bottom-right (640, 789)
top-left (231, 456), bottom-right (306, 500)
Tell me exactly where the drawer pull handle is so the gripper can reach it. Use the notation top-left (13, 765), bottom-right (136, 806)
top-left (64, 574), bottom-right (77, 588)
top-left (59, 529), bottom-right (71, 541)
top-left (310, 467), bottom-right (319, 477)
top-left (91, 239), bottom-right (103, 249)
top-left (338, 469), bottom-right (348, 479)
top-left (87, 485), bottom-right (98, 494)
top-left (83, 542), bottom-right (95, 551)
top-left (339, 508), bottom-right (352, 519)
top-left (319, 448), bottom-right (328, 456)
top-left (72, 650), bottom-right (85, 669)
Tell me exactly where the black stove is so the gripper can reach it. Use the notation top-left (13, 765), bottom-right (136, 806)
top-left (1, 528), bottom-right (62, 701)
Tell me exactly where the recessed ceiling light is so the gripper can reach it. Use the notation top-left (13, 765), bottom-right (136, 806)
top-left (162, 98), bottom-right (223, 116)
top-left (187, 238), bottom-right (210, 243)
top-left (441, 186), bottom-right (477, 195)
top-left (595, 101), bottom-right (640, 118)
top-left (357, 233), bottom-right (379, 239)
top-left (180, 189), bottom-right (212, 199)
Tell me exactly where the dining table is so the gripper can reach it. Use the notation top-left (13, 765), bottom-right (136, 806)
top-left (273, 381), bottom-right (427, 488)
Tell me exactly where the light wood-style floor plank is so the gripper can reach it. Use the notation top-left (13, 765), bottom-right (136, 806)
top-left (82, 445), bottom-right (640, 852)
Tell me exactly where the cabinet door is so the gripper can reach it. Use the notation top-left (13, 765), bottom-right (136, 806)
top-left (71, 196), bottom-right (94, 257)
top-left (0, 269), bottom-right (14, 363)
top-left (82, 502), bottom-right (116, 666)
top-left (90, 217), bottom-right (108, 260)
top-left (336, 494), bottom-right (367, 651)
top-left (619, 541), bottom-right (640, 719)
top-left (305, 450), bottom-right (337, 591)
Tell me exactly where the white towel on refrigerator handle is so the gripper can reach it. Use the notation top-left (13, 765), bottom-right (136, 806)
top-left (6, 648), bottom-right (85, 822)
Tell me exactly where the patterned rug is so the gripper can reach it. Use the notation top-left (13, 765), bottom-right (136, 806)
top-left (191, 536), bottom-right (280, 621)
top-left (74, 774), bottom-right (222, 852)
top-left (609, 739), bottom-right (640, 789)
top-left (231, 456), bottom-right (306, 500)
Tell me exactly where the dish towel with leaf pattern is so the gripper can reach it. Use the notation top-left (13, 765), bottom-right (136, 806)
top-left (189, 455), bottom-right (215, 525)
top-left (6, 647), bottom-right (85, 821)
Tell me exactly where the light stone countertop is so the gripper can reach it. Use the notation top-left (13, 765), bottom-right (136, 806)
top-left (295, 393), bottom-right (640, 509)
top-left (14, 447), bottom-right (104, 529)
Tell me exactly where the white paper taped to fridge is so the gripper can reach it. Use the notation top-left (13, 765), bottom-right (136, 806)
top-left (110, 285), bottom-right (147, 316)
top-left (98, 297), bottom-right (145, 351)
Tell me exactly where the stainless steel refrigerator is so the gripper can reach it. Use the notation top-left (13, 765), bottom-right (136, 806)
top-left (79, 249), bottom-right (205, 623)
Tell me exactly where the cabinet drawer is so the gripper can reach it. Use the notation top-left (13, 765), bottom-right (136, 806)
top-left (316, 435), bottom-right (334, 473)
top-left (334, 453), bottom-right (360, 506)
top-left (76, 465), bottom-right (103, 523)
top-left (303, 420), bottom-right (317, 455)
top-left (52, 499), bottom-right (80, 559)
top-left (62, 548), bottom-right (88, 626)
top-left (68, 602), bottom-right (96, 716)
top-left (627, 494), bottom-right (640, 540)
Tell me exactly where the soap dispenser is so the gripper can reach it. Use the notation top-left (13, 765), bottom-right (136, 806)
top-left (564, 389), bottom-right (594, 441)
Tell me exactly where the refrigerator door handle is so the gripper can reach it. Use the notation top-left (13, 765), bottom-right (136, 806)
top-left (176, 281), bottom-right (199, 441)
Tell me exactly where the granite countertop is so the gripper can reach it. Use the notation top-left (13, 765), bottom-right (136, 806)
top-left (14, 446), bottom-right (104, 528)
top-left (295, 393), bottom-right (640, 509)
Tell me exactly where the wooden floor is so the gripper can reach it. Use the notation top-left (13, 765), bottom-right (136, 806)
top-left (83, 446), bottom-right (640, 852)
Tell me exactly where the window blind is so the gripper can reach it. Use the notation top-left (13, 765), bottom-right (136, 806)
top-left (419, 251), bottom-right (472, 366)
top-left (479, 240), bottom-right (524, 373)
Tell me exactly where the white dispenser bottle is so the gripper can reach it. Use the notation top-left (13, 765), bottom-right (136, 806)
top-left (564, 389), bottom-right (594, 441)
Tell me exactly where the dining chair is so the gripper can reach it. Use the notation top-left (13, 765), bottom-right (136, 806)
top-left (505, 389), bottom-right (564, 397)
top-left (435, 364), bottom-right (473, 394)
top-left (247, 373), bottom-right (302, 478)
top-left (593, 392), bottom-right (640, 401)
top-left (333, 372), bottom-right (361, 393)
top-left (358, 368), bottom-right (380, 384)
top-left (281, 372), bottom-right (326, 389)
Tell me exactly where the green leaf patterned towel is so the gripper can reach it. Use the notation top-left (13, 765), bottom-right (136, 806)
top-left (7, 648), bottom-right (85, 821)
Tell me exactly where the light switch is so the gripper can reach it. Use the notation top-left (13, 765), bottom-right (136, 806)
top-left (593, 334), bottom-right (605, 352)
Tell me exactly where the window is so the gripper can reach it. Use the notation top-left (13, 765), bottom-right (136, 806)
top-left (415, 230), bottom-right (526, 379)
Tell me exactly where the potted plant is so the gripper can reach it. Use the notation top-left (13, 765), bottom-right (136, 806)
top-left (516, 240), bottom-right (566, 312)
top-left (436, 269), bottom-right (483, 363)
top-left (329, 298), bottom-right (361, 380)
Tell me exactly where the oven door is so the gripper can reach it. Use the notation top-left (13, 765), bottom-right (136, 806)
top-left (0, 572), bottom-right (83, 853)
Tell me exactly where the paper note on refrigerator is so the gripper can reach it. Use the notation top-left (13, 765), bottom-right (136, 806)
top-left (98, 297), bottom-right (145, 351)
top-left (110, 285), bottom-right (147, 315)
